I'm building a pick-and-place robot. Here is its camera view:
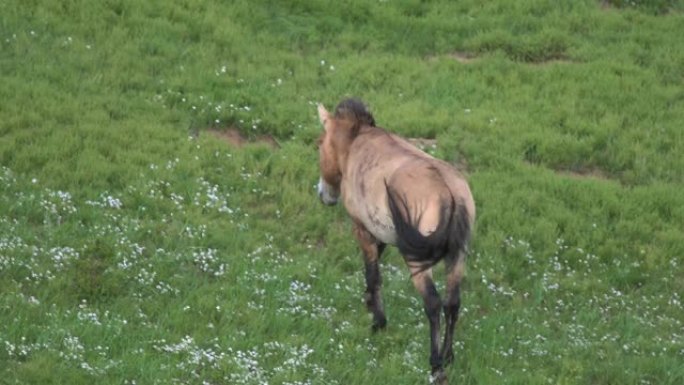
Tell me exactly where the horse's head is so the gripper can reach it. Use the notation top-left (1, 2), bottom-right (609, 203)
top-left (316, 99), bottom-right (374, 206)
top-left (316, 104), bottom-right (342, 205)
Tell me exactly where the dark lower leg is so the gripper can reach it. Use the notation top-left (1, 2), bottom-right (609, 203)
top-left (410, 267), bottom-right (443, 374)
top-left (353, 224), bottom-right (387, 331)
top-left (364, 259), bottom-right (386, 331)
top-left (442, 254), bottom-right (465, 366)
top-left (424, 281), bottom-right (443, 373)
top-left (442, 285), bottom-right (461, 365)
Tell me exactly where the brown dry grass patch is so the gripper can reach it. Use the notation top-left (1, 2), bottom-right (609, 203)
top-left (207, 127), bottom-right (280, 149)
top-left (557, 166), bottom-right (611, 181)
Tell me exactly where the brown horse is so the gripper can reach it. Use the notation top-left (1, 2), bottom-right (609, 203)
top-left (316, 99), bottom-right (476, 382)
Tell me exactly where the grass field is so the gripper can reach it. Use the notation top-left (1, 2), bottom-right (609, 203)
top-left (1, 0), bottom-right (683, 384)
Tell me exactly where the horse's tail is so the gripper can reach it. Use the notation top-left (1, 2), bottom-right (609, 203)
top-left (386, 184), bottom-right (471, 270)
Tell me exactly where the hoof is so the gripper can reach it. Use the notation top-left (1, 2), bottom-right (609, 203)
top-left (430, 370), bottom-right (447, 385)
top-left (371, 317), bottom-right (387, 332)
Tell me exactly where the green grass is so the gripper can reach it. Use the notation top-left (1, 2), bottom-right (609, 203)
top-left (1, 0), bottom-right (683, 384)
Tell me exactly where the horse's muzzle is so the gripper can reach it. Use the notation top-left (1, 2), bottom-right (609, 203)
top-left (317, 179), bottom-right (339, 206)
top-left (319, 191), bottom-right (338, 206)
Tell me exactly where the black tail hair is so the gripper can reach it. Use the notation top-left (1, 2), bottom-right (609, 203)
top-left (386, 183), bottom-right (471, 270)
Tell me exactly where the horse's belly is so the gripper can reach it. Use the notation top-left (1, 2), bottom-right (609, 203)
top-left (342, 173), bottom-right (397, 245)
top-left (368, 223), bottom-right (396, 245)
top-left (360, 205), bottom-right (397, 245)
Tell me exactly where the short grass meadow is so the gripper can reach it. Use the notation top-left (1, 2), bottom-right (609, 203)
top-left (1, 0), bottom-right (683, 384)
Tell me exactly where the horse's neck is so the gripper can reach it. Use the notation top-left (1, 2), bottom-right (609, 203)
top-left (334, 134), bottom-right (356, 175)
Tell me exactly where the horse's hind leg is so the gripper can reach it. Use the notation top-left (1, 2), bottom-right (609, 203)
top-left (353, 223), bottom-right (387, 331)
top-left (409, 265), bottom-right (445, 381)
top-left (442, 251), bottom-right (466, 366)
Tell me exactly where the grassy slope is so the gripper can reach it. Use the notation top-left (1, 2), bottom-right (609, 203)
top-left (1, 0), bottom-right (683, 384)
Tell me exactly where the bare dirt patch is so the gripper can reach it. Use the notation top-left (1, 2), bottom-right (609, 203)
top-left (526, 57), bottom-right (575, 67)
top-left (426, 51), bottom-right (480, 64)
top-left (407, 137), bottom-right (438, 150)
top-left (207, 128), bottom-right (280, 149)
top-left (600, 0), bottom-right (617, 11)
top-left (450, 51), bottom-right (479, 64)
top-left (407, 137), bottom-right (470, 172)
top-left (434, 51), bottom-right (574, 66)
top-left (557, 166), bottom-right (611, 181)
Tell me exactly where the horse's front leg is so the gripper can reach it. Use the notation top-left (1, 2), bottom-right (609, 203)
top-left (408, 265), bottom-right (446, 383)
top-left (353, 223), bottom-right (387, 331)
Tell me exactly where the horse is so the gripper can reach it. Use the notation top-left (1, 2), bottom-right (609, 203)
top-left (315, 98), bottom-right (475, 383)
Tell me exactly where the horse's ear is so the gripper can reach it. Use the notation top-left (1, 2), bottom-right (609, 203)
top-left (317, 104), bottom-right (331, 129)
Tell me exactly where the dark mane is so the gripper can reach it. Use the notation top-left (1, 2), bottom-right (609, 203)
top-left (334, 98), bottom-right (376, 127)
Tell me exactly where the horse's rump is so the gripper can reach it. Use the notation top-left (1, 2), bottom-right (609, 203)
top-left (385, 164), bottom-right (472, 269)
